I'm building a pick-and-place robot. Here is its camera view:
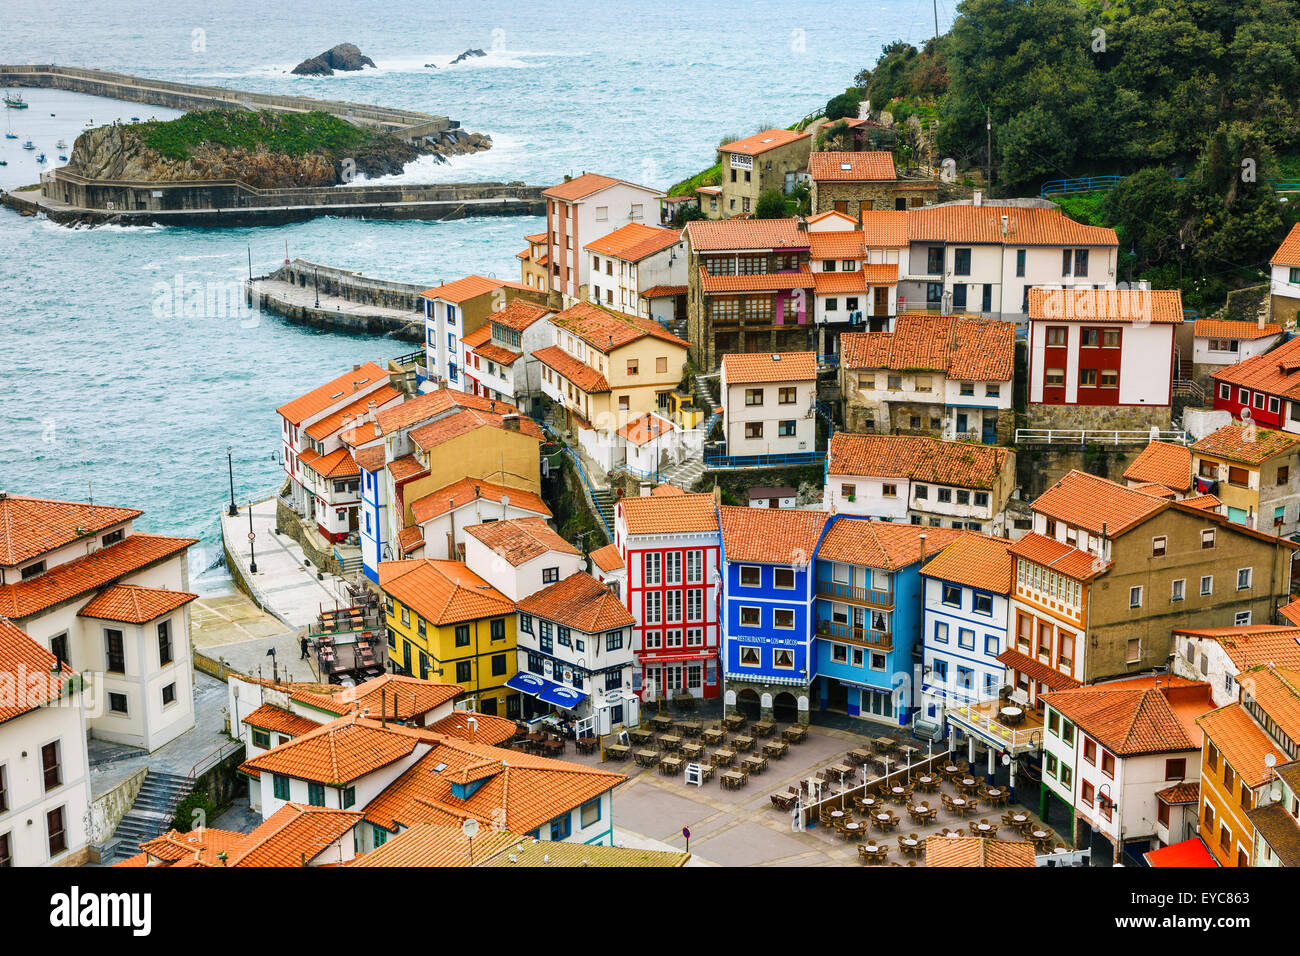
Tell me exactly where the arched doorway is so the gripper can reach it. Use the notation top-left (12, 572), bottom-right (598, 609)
top-left (737, 688), bottom-right (761, 720)
top-left (773, 692), bottom-right (798, 723)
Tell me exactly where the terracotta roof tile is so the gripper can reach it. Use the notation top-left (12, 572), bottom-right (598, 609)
top-left (1271, 222), bottom-right (1300, 267)
top-left (427, 711), bottom-right (517, 746)
top-left (77, 584), bottom-right (196, 624)
top-left (408, 408), bottom-right (543, 451)
top-left (226, 804), bottom-right (363, 867)
top-left (1007, 532), bottom-right (1109, 581)
top-left (1192, 423), bottom-right (1300, 466)
top-left (484, 839), bottom-right (688, 867)
top-left (299, 447), bottom-right (360, 479)
top-left (718, 128), bottom-right (809, 157)
top-left (549, 300), bottom-right (688, 351)
top-left (1212, 334), bottom-right (1300, 400)
top-left (241, 717), bottom-right (426, 786)
top-left (409, 478), bottom-right (550, 525)
top-left (373, 389), bottom-right (519, 437)
top-left (534, 345), bottom-right (610, 393)
top-left (719, 505), bottom-right (828, 565)
top-left (304, 385), bottom-right (403, 442)
top-left (379, 559), bottom-right (515, 626)
top-left (242, 703), bottom-right (321, 738)
top-left (1156, 782), bottom-right (1201, 804)
top-left (276, 362), bottom-right (388, 425)
top-left (617, 413), bottom-right (674, 447)
top-left (398, 525), bottom-right (424, 555)
top-left (1182, 493), bottom-right (1221, 512)
top-left (652, 484), bottom-right (685, 496)
top-left (1173, 626), bottom-right (1300, 672)
top-left (722, 351), bottom-right (817, 385)
top-left (460, 325), bottom-right (492, 349)
top-left (490, 299), bottom-right (552, 332)
top-left (0, 617), bottom-right (76, 723)
top-left (1197, 703), bottom-right (1285, 787)
top-left (1130, 481), bottom-right (1177, 498)
top-left (350, 821), bottom-right (519, 867)
top-left (132, 827), bottom-right (245, 866)
top-left (517, 571), bottom-right (634, 632)
top-left (0, 495), bottom-right (141, 566)
top-left (700, 264), bottom-right (816, 293)
top-left (239, 674), bottom-right (463, 721)
top-left (1122, 441), bottom-right (1193, 493)
top-left (854, 211), bottom-right (909, 247)
top-left (684, 217), bottom-right (808, 252)
top-left (1235, 664), bottom-right (1300, 746)
top-left (909, 205), bottom-right (1117, 247)
top-left (0, 534), bottom-right (196, 620)
top-left (809, 151), bottom-right (897, 182)
top-left (1194, 319), bottom-right (1281, 341)
top-left (1028, 287), bottom-right (1184, 324)
top-left (618, 493), bottom-right (718, 535)
top-left (816, 517), bottom-right (968, 570)
top-left (996, 648), bottom-right (1083, 690)
top-left (386, 455), bottom-right (426, 483)
top-left (584, 223), bottom-right (682, 262)
top-left (1032, 470), bottom-right (1166, 537)
top-left (463, 516), bottom-right (578, 566)
top-left (354, 446), bottom-right (386, 473)
top-left (809, 231), bottom-right (866, 260)
top-left (925, 835), bottom-right (1036, 867)
top-left (1246, 802), bottom-right (1300, 865)
top-left (543, 172), bottom-right (633, 202)
top-left (1042, 678), bottom-right (1212, 756)
top-left (828, 433), bottom-right (1010, 490)
top-left (589, 543), bottom-right (624, 572)
top-left (839, 315), bottom-right (1015, 381)
top-left (812, 266), bottom-right (897, 293)
top-left (420, 275), bottom-right (511, 305)
top-left (921, 535), bottom-right (1014, 595)
top-left (641, 285), bottom-right (687, 298)
top-left (1280, 598), bottom-right (1300, 626)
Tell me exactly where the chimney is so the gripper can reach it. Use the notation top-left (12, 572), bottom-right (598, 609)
top-left (1000, 214), bottom-right (1009, 237)
top-left (972, 190), bottom-right (982, 207)
top-left (1259, 311), bottom-right (1267, 331)
top-left (502, 414), bottom-right (521, 432)
top-left (372, 422), bottom-right (381, 438)
top-left (353, 363), bottom-right (362, 371)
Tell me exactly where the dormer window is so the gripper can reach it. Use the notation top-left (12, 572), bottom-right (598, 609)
top-left (20, 560), bottom-right (45, 580)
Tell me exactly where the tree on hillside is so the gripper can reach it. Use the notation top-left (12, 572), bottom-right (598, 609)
top-left (754, 189), bottom-right (788, 219)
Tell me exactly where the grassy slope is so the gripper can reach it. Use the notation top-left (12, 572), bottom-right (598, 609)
top-left (138, 110), bottom-right (374, 160)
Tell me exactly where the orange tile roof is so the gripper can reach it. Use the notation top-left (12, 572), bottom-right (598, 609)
top-left (77, 584), bottom-right (196, 624)
top-left (1236, 664), bottom-right (1300, 745)
top-left (517, 570), bottom-right (634, 632)
top-left (1122, 441), bottom-right (1193, 493)
top-left (641, 284), bottom-right (687, 298)
top-left (420, 275), bottom-right (511, 304)
top-left (490, 299), bottom-right (551, 332)
top-left (241, 717), bottom-right (427, 786)
top-left (718, 128), bottom-right (810, 157)
top-left (475, 342), bottom-right (522, 367)
top-left (807, 210), bottom-right (858, 227)
top-left (239, 673), bottom-right (463, 721)
top-left (1007, 532), bottom-right (1109, 581)
top-left (1028, 287), bottom-right (1184, 324)
top-left (373, 389), bottom-right (519, 437)
top-left (1032, 470), bottom-right (1165, 537)
top-left (408, 408), bottom-right (543, 451)
top-left (925, 835), bottom-right (1036, 867)
top-left (920, 534), bottom-right (1013, 594)
top-left (1182, 493), bottom-right (1221, 512)
top-left (700, 264), bottom-right (816, 293)
top-left (549, 300), bottom-right (688, 351)
top-left (816, 518), bottom-right (968, 570)
top-left (461, 325), bottom-right (492, 349)
top-left (354, 446), bottom-right (386, 474)
top-left (299, 447), bottom-right (360, 479)
top-left (1211, 334), bottom-right (1300, 400)
top-left (809, 231), bottom-right (866, 260)
top-left (534, 344), bottom-right (610, 393)
top-left (362, 732), bottom-right (623, 834)
top-left (463, 516), bottom-right (579, 566)
top-left (909, 205), bottom-right (1117, 247)
top-left (1173, 625), bottom-right (1300, 672)
top-left (1280, 598), bottom-right (1300, 627)
top-left (617, 413), bottom-right (674, 448)
top-left (839, 315), bottom-right (1015, 381)
top-left (812, 266), bottom-right (898, 293)
top-left (719, 505), bottom-right (828, 564)
top-left (1192, 423), bottom-right (1300, 465)
top-left (132, 827), bottom-right (246, 866)
top-left (584, 223), bottom-right (682, 262)
top-left (0, 617), bottom-right (76, 723)
top-left (1042, 678), bottom-right (1212, 756)
top-left (619, 493), bottom-right (718, 536)
top-left (427, 711), bottom-right (517, 747)
top-left (0, 495), bottom-right (142, 566)
top-left (809, 151), bottom-right (897, 182)
top-left (722, 351), bottom-right (817, 385)
top-left (996, 648), bottom-right (1083, 689)
top-left (387, 455), bottom-right (427, 483)
top-left (379, 558), bottom-right (515, 626)
top-left (1130, 481), bottom-right (1177, 499)
top-left (652, 484), bottom-right (685, 496)
top-left (589, 543), bottom-right (624, 572)
top-left (349, 821), bottom-right (520, 867)
top-left (0, 534), bottom-right (196, 620)
top-left (409, 478), bottom-right (550, 526)
top-left (1156, 782), bottom-right (1201, 804)
top-left (398, 525), bottom-right (424, 555)
top-left (684, 217), bottom-right (808, 252)
top-left (1194, 319), bottom-right (1281, 341)
top-left (276, 362), bottom-right (388, 425)
top-left (304, 385), bottom-right (402, 442)
top-left (1197, 703), bottom-right (1285, 787)
top-left (226, 803), bottom-right (363, 867)
top-left (858, 211), bottom-right (910, 247)
top-left (828, 433), bottom-right (1010, 490)
top-left (543, 172), bottom-right (630, 202)
top-left (242, 703), bottom-right (321, 738)
top-left (1271, 222), bottom-right (1300, 267)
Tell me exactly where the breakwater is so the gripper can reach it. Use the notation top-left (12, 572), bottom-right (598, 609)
top-left (244, 258), bottom-right (428, 340)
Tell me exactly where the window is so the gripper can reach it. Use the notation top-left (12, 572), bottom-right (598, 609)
top-left (953, 248), bottom-right (971, 276)
top-left (342, 786), bottom-right (356, 810)
top-left (1237, 567), bottom-right (1252, 590)
top-left (882, 483), bottom-right (897, 498)
top-left (832, 644), bottom-right (849, 663)
top-left (550, 814), bottom-right (572, 841)
top-left (1045, 368), bottom-right (1065, 387)
top-left (1165, 758), bottom-right (1186, 781)
top-left (657, 356), bottom-right (668, 374)
top-left (580, 799), bottom-right (601, 829)
top-left (941, 584), bottom-right (961, 607)
top-left (774, 609), bottom-right (795, 630)
top-left (958, 629), bottom-right (975, 651)
top-left (1152, 535), bottom-right (1167, 557)
top-left (492, 654), bottom-right (507, 676)
top-left (841, 483), bottom-right (856, 501)
top-left (1046, 327), bottom-right (1067, 347)
top-left (934, 621), bottom-right (949, 644)
top-left (251, 728), bottom-right (271, 750)
top-left (739, 646), bottom-right (760, 667)
top-left (1015, 249), bottom-right (1026, 277)
top-left (1171, 579), bottom-right (1185, 602)
top-left (108, 692), bottom-right (128, 714)
top-left (778, 386), bottom-right (797, 405)
top-left (455, 625), bottom-right (471, 647)
top-left (47, 807), bottom-right (67, 857)
top-left (1129, 586), bottom-right (1142, 609)
top-left (773, 649), bottom-right (795, 670)
top-left (778, 420), bottom-right (797, 437)
top-left (973, 593), bottom-right (993, 616)
top-left (740, 606), bottom-right (760, 627)
top-left (1201, 528), bottom-right (1216, 549)
top-left (456, 660), bottom-right (472, 683)
top-left (1200, 575), bottom-right (1213, 596)
top-left (1081, 780), bottom-right (1095, 806)
top-left (105, 629), bottom-right (125, 673)
top-left (542, 567), bottom-right (559, 584)
top-left (1235, 610), bottom-right (1252, 626)
top-left (626, 358), bottom-right (639, 375)
top-left (519, 614), bottom-right (533, 635)
top-left (162, 683), bottom-right (176, 707)
top-left (1101, 751), bottom-right (1115, 778)
top-left (1223, 764), bottom-right (1235, 793)
top-left (744, 388), bottom-right (763, 406)
top-left (985, 634), bottom-right (1000, 656)
top-left (744, 422), bottom-right (763, 440)
top-left (1083, 738), bottom-right (1097, 765)
top-left (1280, 467), bottom-right (1292, 486)
top-left (41, 741), bottom-right (61, 792)
top-left (307, 782), bottom-right (326, 806)
top-left (157, 619), bottom-right (174, 666)
top-left (606, 630), bottom-right (623, 652)
top-left (1061, 720), bottom-right (1075, 747)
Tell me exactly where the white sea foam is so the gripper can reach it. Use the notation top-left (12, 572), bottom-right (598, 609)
top-left (349, 131), bottom-right (526, 186)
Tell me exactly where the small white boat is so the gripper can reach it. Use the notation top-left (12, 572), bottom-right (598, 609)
top-left (56, 138), bottom-right (67, 148)
top-left (22, 140), bottom-right (34, 150)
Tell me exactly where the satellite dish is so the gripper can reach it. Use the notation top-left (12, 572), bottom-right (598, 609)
top-left (461, 818), bottom-right (480, 839)
top-left (1265, 752), bottom-right (1277, 768)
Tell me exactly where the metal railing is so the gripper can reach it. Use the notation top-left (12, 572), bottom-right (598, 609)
top-left (945, 702), bottom-right (1043, 753)
top-left (1039, 175), bottom-right (1122, 198)
top-left (813, 619), bottom-right (892, 650)
top-left (1015, 428), bottom-right (1189, 446)
top-left (815, 580), bottom-right (893, 607)
top-left (704, 450), bottom-right (827, 471)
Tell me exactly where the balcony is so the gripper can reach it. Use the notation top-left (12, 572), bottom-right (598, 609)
top-left (816, 579), bottom-right (893, 608)
top-left (945, 697), bottom-right (1045, 755)
top-left (814, 619), bottom-right (892, 651)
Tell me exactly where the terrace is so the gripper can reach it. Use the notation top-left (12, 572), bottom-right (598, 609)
top-left (944, 697), bottom-right (1045, 755)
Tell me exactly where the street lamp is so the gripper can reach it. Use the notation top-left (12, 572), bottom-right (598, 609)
top-left (314, 267), bottom-right (320, 308)
top-left (226, 447), bottom-right (238, 517)
top-left (247, 499), bottom-right (258, 573)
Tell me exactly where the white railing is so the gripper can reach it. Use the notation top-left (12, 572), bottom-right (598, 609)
top-left (944, 702), bottom-right (1043, 753)
top-left (1015, 428), bottom-right (1189, 446)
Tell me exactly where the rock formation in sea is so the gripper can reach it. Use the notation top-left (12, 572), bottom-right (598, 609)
top-left (291, 43), bottom-right (377, 76)
top-left (450, 48), bottom-right (487, 65)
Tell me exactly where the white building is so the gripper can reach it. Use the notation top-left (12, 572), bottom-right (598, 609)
top-left (543, 173), bottom-right (666, 306)
top-left (458, 300), bottom-right (554, 411)
top-left (419, 276), bottom-right (523, 391)
top-left (406, 479), bottom-right (552, 562)
top-left (1170, 625), bottom-right (1300, 708)
top-left (0, 618), bottom-right (93, 867)
top-left (462, 516), bottom-right (585, 603)
top-left (1268, 222), bottom-right (1300, 326)
top-left (0, 494), bottom-right (198, 752)
top-left (1191, 318), bottom-right (1283, 381)
top-left (808, 210), bottom-right (905, 340)
top-left (720, 351), bottom-right (818, 457)
top-left (584, 222), bottom-right (687, 320)
top-left (823, 433), bottom-right (1017, 534)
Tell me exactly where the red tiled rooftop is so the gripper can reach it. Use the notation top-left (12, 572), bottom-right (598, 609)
top-left (276, 362), bottom-right (388, 426)
top-left (0, 494), bottom-right (141, 566)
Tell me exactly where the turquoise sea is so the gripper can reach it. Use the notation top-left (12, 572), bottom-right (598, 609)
top-left (0, 0), bottom-right (953, 585)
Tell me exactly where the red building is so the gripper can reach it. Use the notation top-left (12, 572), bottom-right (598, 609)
top-left (613, 491), bottom-right (722, 701)
top-left (1210, 333), bottom-right (1300, 430)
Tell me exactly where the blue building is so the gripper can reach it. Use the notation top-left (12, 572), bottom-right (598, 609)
top-left (358, 452), bottom-right (388, 583)
top-left (719, 506), bottom-right (829, 725)
top-left (917, 534), bottom-right (1014, 731)
top-left (812, 518), bottom-right (967, 727)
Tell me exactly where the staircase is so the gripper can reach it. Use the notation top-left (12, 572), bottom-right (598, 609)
top-left (693, 372), bottom-right (721, 440)
top-left (590, 486), bottom-right (616, 535)
top-left (100, 771), bottom-right (195, 864)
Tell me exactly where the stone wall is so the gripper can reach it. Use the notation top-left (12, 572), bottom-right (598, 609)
top-left (1021, 403), bottom-right (1172, 432)
top-left (811, 178), bottom-right (937, 216)
top-left (723, 678), bottom-right (811, 724)
top-left (245, 281), bottom-right (424, 341)
top-left (87, 766), bottom-right (147, 846)
top-left (274, 497), bottom-right (343, 575)
top-left (1015, 443), bottom-right (1148, 498)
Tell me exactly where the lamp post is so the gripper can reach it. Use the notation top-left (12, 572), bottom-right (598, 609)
top-left (247, 499), bottom-right (258, 573)
top-left (226, 447), bottom-right (238, 517)
top-left (314, 267), bottom-right (320, 308)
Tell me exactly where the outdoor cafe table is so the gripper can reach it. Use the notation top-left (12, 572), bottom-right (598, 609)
top-left (763, 740), bottom-right (788, 760)
top-left (847, 748), bottom-right (872, 765)
top-left (681, 742), bottom-right (704, 761)
top-left (829, 809), bottom-right (847, 823)
top-left (843, 822), bottom-right (864, 840)
top-left (677, 720), bottom-right (703, 737)
top-left (783, 724), bottom-right (807, 743)
top-left (634, 748), bottom-right (659, 767)
top-left (659, 755), bottom-right (683, 775)
top-left (971, 821), bottom-right (996, 835)
top-left (650, 715), bottom-right (674, 731)
top-left (741, 753), bottom-right (767, 774)
top-left (733, 734), bottom-right (756, 753)
top-left (703, 728), bottom-right (726, 745)
top-left (915, 774), bottom-right (937, 788)
top-left (828, 763), bottom-right (854, 782)
top-left (1009, 813), bottom-right (1030, 828)
top-left (900, 836), bottom-right (920, 851)
top-left (724, 713), bottom-right (747, 730)
top-left (752, 719), bottom-right (776, 738)
top-left (872, 736), bottom-right (896, 753)
top-left (721, 770), bottom-right (745, 790)
top-left (605, 743), bottom-right (630, 761)
top-left (957, 776), bottom-right (979, 792)
top-left (659, 733), bottom-right (683, 752)
top-left (942, 764), bottom-right (961, 775)
top-left (857, 796), bottom-right (879, 811)
top-left (629, 728), bottom-right (654, 745)
top-left (713, 747), bottom-right (736, 767)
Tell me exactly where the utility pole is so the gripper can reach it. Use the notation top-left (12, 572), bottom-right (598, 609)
top-left (986, 108), bottom-right (993, 192)
top-left (933, 0), bottom-right (939, 40)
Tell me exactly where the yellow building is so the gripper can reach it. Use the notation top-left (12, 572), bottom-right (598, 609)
top-left (378, 559), bottom-right (519, 718)
top-left (1190, 423), bottom-right (1300, 534)
top-left (517, 231), bottom-right (551, 295)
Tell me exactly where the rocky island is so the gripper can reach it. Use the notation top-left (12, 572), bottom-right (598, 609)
top-left (291, 43), bottom-right (376, 76)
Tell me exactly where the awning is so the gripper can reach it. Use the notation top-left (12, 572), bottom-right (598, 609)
top-left (1143, 838), bottom-right (1219, 868)
top-left (506, 672), bottom-right (554, 697)
top-left (539, 683), bottom-right (589, 708)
